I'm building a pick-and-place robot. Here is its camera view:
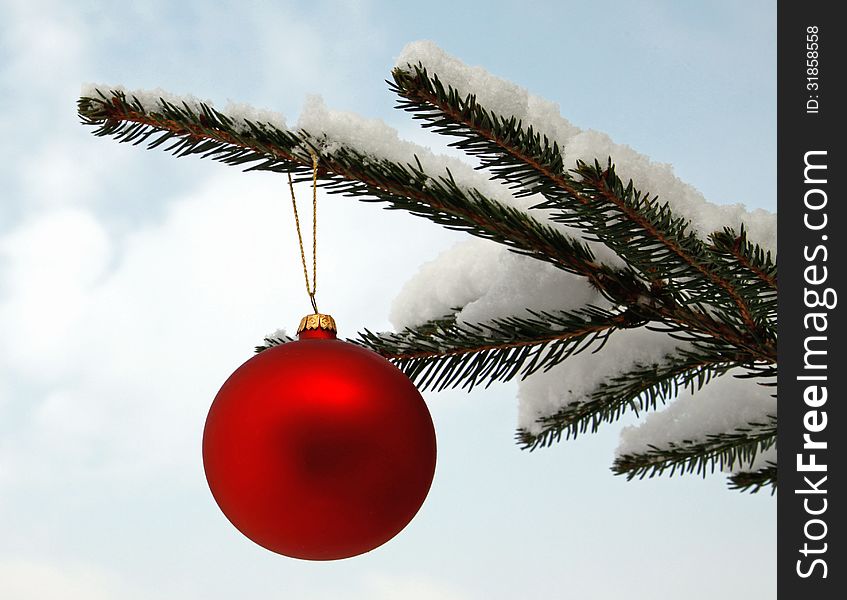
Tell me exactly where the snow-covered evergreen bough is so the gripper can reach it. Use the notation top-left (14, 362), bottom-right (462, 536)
top-left (77, 41), bottom-right (777, 493)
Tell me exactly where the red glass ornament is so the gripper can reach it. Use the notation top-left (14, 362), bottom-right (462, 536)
top-left (202, 316), bottom-right (436, 560)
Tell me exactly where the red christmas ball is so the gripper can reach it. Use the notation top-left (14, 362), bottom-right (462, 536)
top-left (202, 315), bottom-right (436, 560)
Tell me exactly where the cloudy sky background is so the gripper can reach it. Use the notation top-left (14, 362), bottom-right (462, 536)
top-left (1, 1), bottom-right (775, 598)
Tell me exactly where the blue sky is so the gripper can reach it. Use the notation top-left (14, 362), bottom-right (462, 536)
top-left (0, 1), bottom-right (775, 598)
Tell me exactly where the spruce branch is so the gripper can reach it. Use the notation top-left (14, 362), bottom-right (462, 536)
top-left (78, 88), bottom-right (647, 301)
top-left (517, 349), bottom-right (741, 449)
top-left (255, 331), bottom-right (295, 353)
top-left (610, 415), bottom-right (776, 481)
top-left (709, 226), bottom-right (777, 291)
top-left (646, 302), bottom-right (776, 365)
top-left (707, 226), bottom-right (778, 329)
top-left (255, 306), bottom-right (639, 394)
top-left (390, 66), bottom-right (711, 280)
top-left (78, 89), bottom-right (775, 364)
top-left (390, 64), bottom-right (775, 358)
top-left (354, 307), bottom-right (644, 392)
top-left (728, 465), bottom-right (777, 494)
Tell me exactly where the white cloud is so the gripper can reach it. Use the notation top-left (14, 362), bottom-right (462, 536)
top-left (0, 209), bottom-right (110, 377)
top-left (250, 2), bottom-right (384, 98)
top-left (0, 163), bottom-right (444, 491)
top-left (0, 0), bottom-right (86, 91)
top-left (0, 0), bottom-right (138, 222)
top-left (0, 173), bottom-right (299, 486)
top-left (17, 138), bottom-right (131, 209)
top-left (0, 558), bottom-right (143, 600)
top-left (364, 573), bottom-right (477, 600)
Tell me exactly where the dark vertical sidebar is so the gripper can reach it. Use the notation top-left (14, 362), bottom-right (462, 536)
top-left (778, 3), bottom-right (844, 598)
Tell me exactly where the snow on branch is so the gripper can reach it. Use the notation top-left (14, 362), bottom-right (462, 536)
top-left (297, 96), bottom-right (626, 270)
top-left (298, 95), bottom-right (521, 210)
top-left (615, 369), bottom-right (776, 457)
top-left (81, 83), bottom-right (289, 134)
top-left (396, 41), bottom-right (776, 254)
top-left (78, 85), bottom-right (614, 284)
top-left (517, 328), bottom-right (685, 435)
top-left (389, 238), bottom-right (605, 330)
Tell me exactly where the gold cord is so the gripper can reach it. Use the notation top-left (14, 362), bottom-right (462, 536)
top-left (287, 151), bottom-right (319, 313)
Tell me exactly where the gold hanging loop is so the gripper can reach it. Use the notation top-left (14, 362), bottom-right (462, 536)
top-left (287, 151), bottom-right (320, 313)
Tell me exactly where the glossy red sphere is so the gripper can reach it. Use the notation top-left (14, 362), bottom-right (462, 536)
top-left (202, 329), bottom-right (437, 560)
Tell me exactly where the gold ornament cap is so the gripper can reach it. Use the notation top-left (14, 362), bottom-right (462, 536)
top-left (297, 313), bottom-right (337, 335)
